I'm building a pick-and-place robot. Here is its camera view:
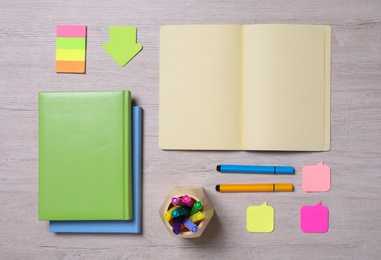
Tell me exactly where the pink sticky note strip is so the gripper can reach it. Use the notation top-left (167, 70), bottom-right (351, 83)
top-left (300, 202), bottom-right (329, 233)
top-left (56, 25), bottom-right (87, 37)
top-left (302, 161), bottom-right (331, 192)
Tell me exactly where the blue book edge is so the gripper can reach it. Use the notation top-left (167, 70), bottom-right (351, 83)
top-left (49, 106), bottom-right (142, 233)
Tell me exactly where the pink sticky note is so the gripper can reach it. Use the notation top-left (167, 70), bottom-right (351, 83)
top-left (56, 25), bottom-right (87, 38)
top-left (300, 202), bottom-right (329, 233)
top-left (303, 161), bottom-right (331, 192)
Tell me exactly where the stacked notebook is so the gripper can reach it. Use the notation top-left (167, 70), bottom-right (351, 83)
top-left (38, 90), bottom-right (142, 233)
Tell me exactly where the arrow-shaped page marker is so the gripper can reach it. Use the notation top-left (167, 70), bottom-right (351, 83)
top-left (103, 26), bottom-right (143, 67)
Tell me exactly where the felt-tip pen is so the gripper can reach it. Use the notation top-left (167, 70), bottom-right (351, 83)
top-left (182, 217), bottom-right (198, 233)
top-left (190, 201), bottom-right (203, 215)
top-left (215, 183), bottom-right (294, 192)
top-left (172, 216), bottom-right (183, 235)
top-left (189, 211), bottom-right (205, 222)
top-left (171, 207), bottom-right (191, 218)
top-left (181, 194), bottom-right (195, 207)
top-left (216, 164), bottom-right (294, 174)
top-left (163, 206), bottom-right (180, 221)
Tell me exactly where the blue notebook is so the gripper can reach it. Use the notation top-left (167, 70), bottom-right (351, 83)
top-left (49, 106), bottom-right (142, 233)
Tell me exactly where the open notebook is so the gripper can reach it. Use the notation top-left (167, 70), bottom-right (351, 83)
top-left (159, 24), bottom-right (331, 151)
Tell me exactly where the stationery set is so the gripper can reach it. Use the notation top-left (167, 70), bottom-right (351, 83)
top-left (39, 23), bottom-right (331, 236)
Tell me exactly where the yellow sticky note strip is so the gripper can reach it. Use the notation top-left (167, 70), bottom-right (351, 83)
top-left (56, 49), bottom-right (86, 61)
top-left (247, 202), bottom-right (274, 233)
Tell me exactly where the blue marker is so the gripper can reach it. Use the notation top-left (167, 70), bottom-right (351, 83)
top-left (183, 217), bottom-right (198, 233)
top-left (216, 164), bottom-right (294, 174)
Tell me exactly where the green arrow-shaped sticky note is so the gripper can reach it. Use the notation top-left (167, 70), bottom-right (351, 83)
top-left (103, 26), bottom-right (143, 67)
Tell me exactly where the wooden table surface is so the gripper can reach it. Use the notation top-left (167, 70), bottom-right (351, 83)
top-left (1, 1), bottom-right (380, 259)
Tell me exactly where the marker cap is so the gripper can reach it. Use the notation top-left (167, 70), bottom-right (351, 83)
top-left (191, 226), bottom-right (198, 233)
top-left (274, 183), bottom-right (294, 191)
top-left (274, 166), bottom-right (294, 174)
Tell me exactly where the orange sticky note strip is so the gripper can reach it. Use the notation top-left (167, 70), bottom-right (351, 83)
top-left (56, 61), bottom-right (86, 74)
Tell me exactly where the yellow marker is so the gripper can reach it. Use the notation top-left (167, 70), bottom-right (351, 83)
top-left (189, 211), bottom-right (205, 222)
top-left (215, 183), bottom-right (293, 192)
top-left (247, 202), bottom-right (274, 232)
top-left (163, 206), bottom-right (180, 221)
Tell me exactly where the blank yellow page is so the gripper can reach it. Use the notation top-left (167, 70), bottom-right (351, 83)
top-left (159, 25), bottom-right (243, 149)
top-left (242, 24), bottom-right (330, 151)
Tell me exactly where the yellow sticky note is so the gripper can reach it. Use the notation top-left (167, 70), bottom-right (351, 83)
top-left (56, 49), bottom-right (86, 61)
top-left (247, 202), bottom-right (274, 233)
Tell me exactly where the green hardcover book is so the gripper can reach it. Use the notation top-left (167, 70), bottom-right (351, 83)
top-left (38, 91), bottom-right (132, 220)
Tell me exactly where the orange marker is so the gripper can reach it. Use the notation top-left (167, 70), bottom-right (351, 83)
top-left (215, 183), bottom-right (293, 192)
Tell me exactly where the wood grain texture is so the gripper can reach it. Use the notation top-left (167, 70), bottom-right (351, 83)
top-left (1, 0), bottom-right (380, 259)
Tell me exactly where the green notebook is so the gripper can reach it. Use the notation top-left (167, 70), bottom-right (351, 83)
top-left (38, 91), bottom-right (132, 220)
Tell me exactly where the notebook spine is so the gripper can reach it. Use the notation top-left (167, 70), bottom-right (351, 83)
top-left (123, 90), bottom-right (132, 220)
